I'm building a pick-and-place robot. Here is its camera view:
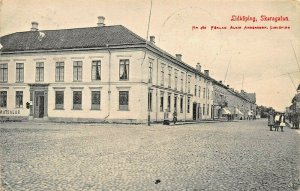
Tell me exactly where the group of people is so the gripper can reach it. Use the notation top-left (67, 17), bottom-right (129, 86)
top-left (163, 110), bottom-right (177, 125)
top-left (268, 112), bottom-right (286, 132)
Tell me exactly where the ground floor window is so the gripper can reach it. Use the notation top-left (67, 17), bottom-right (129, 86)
top-left (0, 91), bottom-right (7, 108)
top-left (119, 91), bottom-right (129, 110)
top-left (91, 91), bottom-right (101, 110)
top-left (187, 97), bottom-right (190, 113)
top-left (148, 91), bottom-right (152, 111)
top-left (160, 92), bottom-right (164, 112)
top-left (15, 91), bottom-right (23, 108)
top-left (207, 104), bottom-right (210, 115)
top-left (203, 104), bottom-right (205, 116)
top-left (180, 96), bottom-right (183, 113)
top-left (167, 93), bottom-right (171, 112)
top-left (55, 91), bottom-right (64, 109)
top-left (73, 91), bottom-right (82, 110)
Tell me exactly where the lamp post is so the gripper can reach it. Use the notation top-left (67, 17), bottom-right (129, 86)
top-left (148, 81), bottom-right (152, 126)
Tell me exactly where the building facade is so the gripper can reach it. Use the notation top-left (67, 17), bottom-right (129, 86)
top-left (212, 80), bottom-right (256, 120)
top-left (0, 18), bottom-right (214, 123)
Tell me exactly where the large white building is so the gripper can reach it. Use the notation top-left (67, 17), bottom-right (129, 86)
top-left (0, 17), bottom-right (214, 123)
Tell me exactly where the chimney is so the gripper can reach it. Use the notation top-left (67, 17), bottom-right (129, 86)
top-left (204, 70), bottom-right (209, 76)
top-left (196, 63), bottom-right (201, 72)
top-left (219, 81), bottom-right (222, 83)
top-left (31, 21), bottom-right (39, 31)
top-left (150, 36), bottom-right (155, 44)
top-left (97, 16), bottom-right (105, 27)
top-left (175, 54), bottom-right (182, 61)
top-left (241, 90), bottom-right (245, 94)
top-left (227, 85), bottom-right (230, 88)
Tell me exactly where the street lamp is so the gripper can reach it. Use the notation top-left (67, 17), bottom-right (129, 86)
top-left (148, 81), bottom-right (152, 126)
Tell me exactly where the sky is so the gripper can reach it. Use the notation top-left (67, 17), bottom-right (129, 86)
top-left (0, 0), bottom-right (300, 111)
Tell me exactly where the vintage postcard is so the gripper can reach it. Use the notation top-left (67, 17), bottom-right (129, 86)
top-left (0, 0), bottom-right (300, 190)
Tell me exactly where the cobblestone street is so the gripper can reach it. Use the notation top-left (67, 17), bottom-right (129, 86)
top-left (0, 119), bottom-right (299, 190)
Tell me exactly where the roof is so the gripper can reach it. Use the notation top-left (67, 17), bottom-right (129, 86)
top-left (0, 25), bottom-right (146, 52)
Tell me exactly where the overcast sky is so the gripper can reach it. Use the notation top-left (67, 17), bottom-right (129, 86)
top-left (1, 0), bottom-right (299, 111)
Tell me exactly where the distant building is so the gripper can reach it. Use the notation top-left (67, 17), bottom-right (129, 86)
top-left (0, 17), bottom-right (214, 123)
top-left (212, 80), bottom-right (256, 120)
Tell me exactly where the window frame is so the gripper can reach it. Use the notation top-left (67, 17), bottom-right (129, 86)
top-left (16, 63), bottom-right (24, 83)
top-left (55, 62), bottom-right (64, 82)
top-left (91, 60), bottom-right (101, 81)
top-left (15, 91), bottom-right (23, 108)
top-left (0, 64), bottom-right (8, 83)
top-left (55, 91), bottom-right (64, 110)
top-left (119, 59), bottom-right (129, 80)
top-left (72, 91), bottom-right (82, 110)
top-left (91, 91), bottom-right (101, 110)
top-left (73, 61), bottom-right (83, 82)
top-left (0, 91), bottom-right (7, 108)
top-left (119, 91), bottom-right (129, 110)
top-left (36, 62), bottom-right (44, 82)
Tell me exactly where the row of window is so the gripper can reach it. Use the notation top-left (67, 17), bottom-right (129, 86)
top-left (0, 90), bottom-right (210, 115)
top-left (0, 59), bottom-right (129, 83)
top-left (0, 91), bottom-right (23, 108)
top-left (0, 90), bottom-right (129, 111)
top-left (149, 61), bottom-right (211, 94)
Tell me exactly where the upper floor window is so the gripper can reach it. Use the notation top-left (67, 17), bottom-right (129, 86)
top-left (0, 91), bottom-right (7, 108)
top-left (73, 61), bottom-right (83, 81)
top-left (16, 63), bottom-right (24, 83)
top-left (55, 62), bottom-right (64, 82)
top-left (180, 72), bottom-right (184, 91)
top-left (148, 59), bottom-right (153, 83)
top-left (194, 85), bottom-right (197, 96)
top-left (160, 64), bottom-right (165, 86)
top-left (119, 59), bottom-right (129, 80)
top-left (174, 70), bottom-right (178, 90)
top-left (0, 64), bottom-right (8, 82)
top-left (36, 62), bottom-right (44, 82)
top-left (187, 75), bottom-right (191, 93)
top-left (198, 86), bottom-right (201, 97)
top-left (92, 60), bottom-right (101, 80)
top-left (203, 88), bottom-right (206, 99)
top-left (15, 91), bottom-right (23, 108)
top-left (168, 66), bottom-right (172, 88)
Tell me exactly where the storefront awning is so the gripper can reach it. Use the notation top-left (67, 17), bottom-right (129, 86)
top-left (235, 108), bottom-right (243, 115)
top-left (222, 108), bottom-right (231, 115)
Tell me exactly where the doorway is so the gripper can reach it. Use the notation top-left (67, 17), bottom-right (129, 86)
top-left (34, 91), bottom-right (45, 118)
top-left (193, 103), bottom-right (197, 120)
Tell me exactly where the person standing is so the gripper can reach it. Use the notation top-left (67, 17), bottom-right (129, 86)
top-left (279, 114), bottom-right (286, 132)
top-left (274, 113), bottom-right (280, 131)
top-left (163, 109), bottom-right (170, 125)
top-left (268, 112), bottom-right (275, 131)
top-left (173, 111), bottom-right (177, 125)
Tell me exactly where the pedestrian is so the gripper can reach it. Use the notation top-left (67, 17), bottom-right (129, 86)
top-left (279, 114), bottom-right (286, 132)
top-left (268, 112), bottom-right (275, 131)
top-left (274, 113), bottom-right (280, 131)
top-left (173, 111), bottom-right (177, 125)
top-left (163, 109), bottom-right (170, 125)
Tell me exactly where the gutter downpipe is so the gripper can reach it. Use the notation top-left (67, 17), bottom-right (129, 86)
top-left (104, 44), bottom-right (111, 121)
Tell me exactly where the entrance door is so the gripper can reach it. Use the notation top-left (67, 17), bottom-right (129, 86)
top-left (34, 91), bottom-right (44, 118)
top-left (193, 103), bottom-right (197, 120)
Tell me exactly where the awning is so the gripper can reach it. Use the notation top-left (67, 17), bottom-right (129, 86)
top-left (235, 108), bottom-right (243, 115)
top-left (222, 108), bottom-right (231, 115)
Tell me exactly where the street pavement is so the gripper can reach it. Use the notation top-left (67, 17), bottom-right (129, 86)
top-left (0, 119), bottom-right (299, 190)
